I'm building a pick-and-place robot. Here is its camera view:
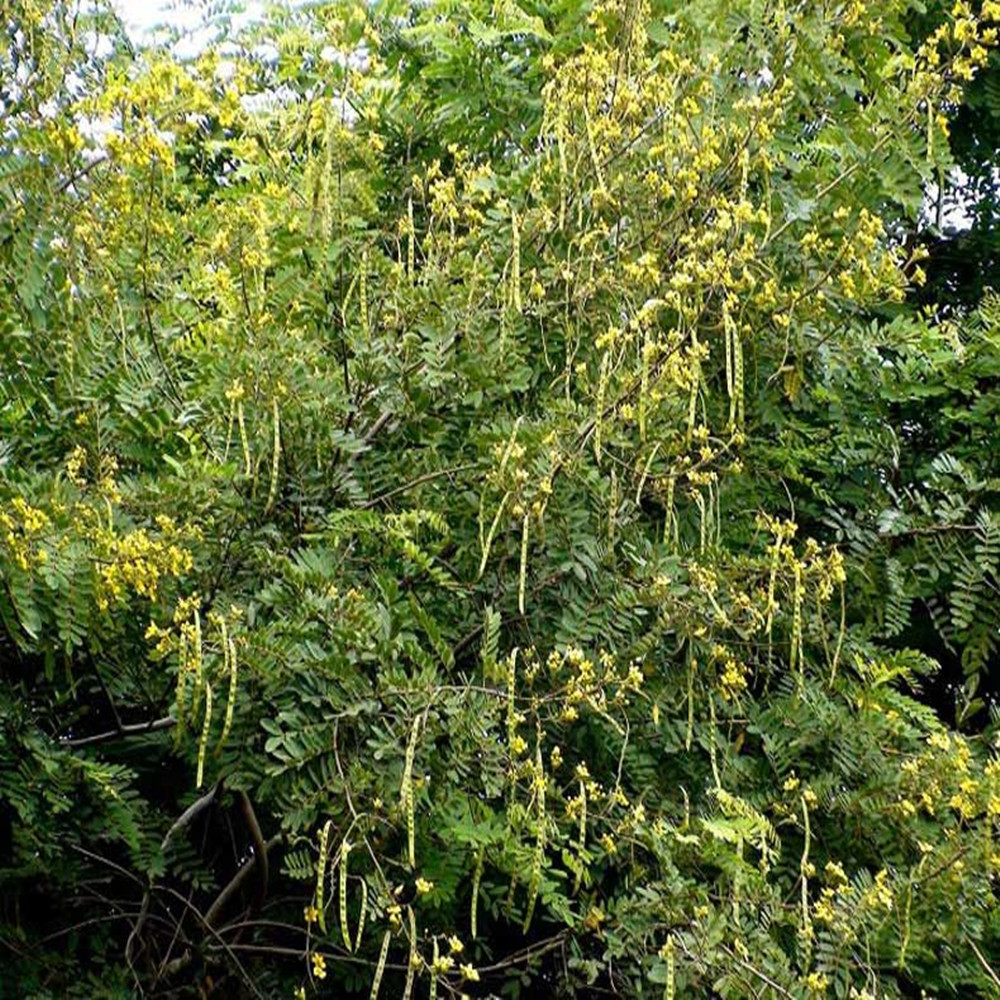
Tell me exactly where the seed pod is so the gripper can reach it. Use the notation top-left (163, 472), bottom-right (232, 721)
top-left (511, 208), bottom-right (522, 314)
top-left (557, 117), bottom-right (567, 231)
top-left (402, 905), bottom-right (417, 1000)
top-left (471, 847), bottom-right (484, 939)
top-left (639, 327), bottom-right (650, 442)
top-left (315, 820), bottom-right (332, 932)
top-left (506, 648), bottom-right (518, 751)
top-left (339, 839), bottom-right (352, 951)
top-left (370, 929), bottom-right (390, 1000)
top-left (518, 512), bottom-right (529, 615)
top-left (429, 938), bottom-right (439, 1000)
top-left (265, 398), bottom-right (280, 513)
top-left (217, 636), bottom-right (238, 754)
top-left (195, 682), bottom-right (212, 789)
top-left (401, 716), bottom-right (421, 868)
top-left (572, 780), bottom-right (586, 893)
top-left (175, 631), bottom-right (189, 744)
top-left (354, 875), bottom-right (367, 952)
top-left (733, 330), bottom-right (744, 429)
top-left (583, 100), bottom-right (605, 193)
top-left (360, 248), bottom-right (370, 340)
top-left (594, 352), bottom-right (609, 462)
top-left (522, 744), bottom-right (546, 932)
top-left (663, 935), bottom-right (676, 1000)
top-left (407, 196), bottom-right (415, 283)
top-left (477, 491), bottom-right (510, 579)
top-left (791, 560), bottom-right (804, 694)
top-left (237, 400), bottom-right (251, 479)
top-left (192, 608), bottom-right (203, 692)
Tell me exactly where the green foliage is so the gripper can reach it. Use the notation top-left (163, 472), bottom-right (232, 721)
top-left (1, 0), bottom-right (999, 998)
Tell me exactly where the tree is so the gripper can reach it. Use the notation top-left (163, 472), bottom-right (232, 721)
top-left (1, 0), bottom-right (999, 997)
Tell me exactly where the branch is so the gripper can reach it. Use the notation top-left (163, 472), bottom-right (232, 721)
top-left (60, 715), bottom-right (175, 748)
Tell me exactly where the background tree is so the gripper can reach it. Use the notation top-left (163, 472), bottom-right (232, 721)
top-left (1, 1), bottom-right (999, 999)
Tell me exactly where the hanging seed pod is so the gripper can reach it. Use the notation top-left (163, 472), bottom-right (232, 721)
top-left (192, 608), bottom-right (203, 693)
top-left (195, 682), bottom-right (212, 790)
top-left (217, 635), bottom-right (238, 754)
top-left (237, 400), bottom-right (251, 479)
top-left (506, 648), bottom-right (518, 752)
top-left (401, 716), bottom-right (421, 868)
top-left (511, 208), bottom-right (522, 314)
top-left (354, 875), bottom-right (367, 952)
top-left (478, 491), bottom-right (510, 579)
top-left (339, 839), bottom-right (352, 951)
top-left (407, 196), bottom-right (415, 283)
top-left (557, 116), bottom-right (568, 231)
top-left (429, 937), bottom-right (439, 1000)
top-left (800, 794), bottom-right (812, 956)
top-left (733, 331), bottom-right (744, 429)
top-left (315, 820), bottom-right (332, 933)
top-left (264, 398), bottom-right (281, 513)
top-left (522, 744), bottom-right (546, 932)
top-left (572, 778), bottom-right (587, 894)
top-left (175, 631), bottom-right (189, 745)
top-left (471, 847), bottom-right (484, 939)
top-left (518, 511), bottom-right (530, 615)
top-left (402, 906), bottom-right (417, 1000)
top-left (583, 100), bottom-right (606, 193)
top-left (663, 935), bottom-right (676, 1000)
top-left (360, 248), bottom-right (370, 340)
top-left (370, 930), bottom-right (391, 1000)
top-left (594, 352), bottom-right (609, 462)
top-left (792, 559), bottom-right (804, 694)
top-left (639, 328), bottom-right (650, 442)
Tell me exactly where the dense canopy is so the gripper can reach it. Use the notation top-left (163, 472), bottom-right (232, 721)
top-left (1, 1), bottom-right (999, 998)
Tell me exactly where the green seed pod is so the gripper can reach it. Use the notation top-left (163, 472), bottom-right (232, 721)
top-left (217, 622), bottom-right (237, 754)
top-left (407, 196), bottom-right (415, 283)
top-left (663, 935), bottom-right (676, 1000)
top-left (511, 208), bottom-right (522, 314)
top-left (195, 681), bottom-right (212, 790)
top-left (264, 398), bottom-right (280, 513)
top-left (175, 631), bottom-right (189, 745)
top-left (429, 937), bottom-right (439, 1000)
top-left (518, 512), bottom-right (529, 615)
top-left (237, 400), bottom-right (251, 479)
top-left (339, 839), bottom-right (352, 951)
top-left (401, 716), bottom-right (421, 868)
top-left (402, 906), bottom-right (417, 1000)
top-left (370, 930), bottom-right (390, 1000)
top-left (354, 875), bottom-right (367, 952)
top-left (360, 248), bottom-right (369, 340)
top-left (315, 820), bottom-right (332, 933)
top-left (470, 847), bottom-right (484, 939)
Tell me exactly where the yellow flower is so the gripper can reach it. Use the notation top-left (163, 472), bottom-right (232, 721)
top-left (304, 905), bottom-right (319, 924)
top-left (460, 964), bottom-right (480, 981)
top-left (448, 935), bottom-right (464, 954)
top-left (415, 877), bottom-right (434, 895)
